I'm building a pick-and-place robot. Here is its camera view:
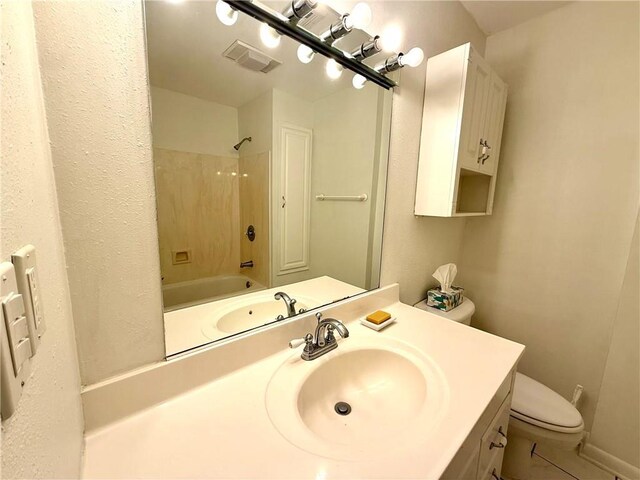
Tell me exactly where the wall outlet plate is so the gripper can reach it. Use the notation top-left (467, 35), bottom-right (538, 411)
top-left (1, 262), bottom-right (32, 420)
top-left (12, 245), bottom-right (45, 353)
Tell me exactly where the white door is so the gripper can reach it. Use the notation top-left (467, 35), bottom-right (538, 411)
top-left (277, 124), bottom-right (312, 275)
top-left (479, 72), bottom-right (508, 175)
top-left (458, 47), bottom-right (491, 173)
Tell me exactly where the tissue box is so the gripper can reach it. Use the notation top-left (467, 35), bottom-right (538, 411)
top-left (427, 286), bottom-right (464, 311)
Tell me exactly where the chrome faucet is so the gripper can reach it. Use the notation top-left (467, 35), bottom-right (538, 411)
top-left (289, 312), bottom-right (349, 361)
top-left (274, 291), bottom-right (297, 317)
top-left (240, 260), bottom-right (253, 268)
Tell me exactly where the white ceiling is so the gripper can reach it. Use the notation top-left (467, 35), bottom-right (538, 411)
top-left (144, 1), bottom-right (376, 108)
top-left (461, 1), bottom-right (571, 35)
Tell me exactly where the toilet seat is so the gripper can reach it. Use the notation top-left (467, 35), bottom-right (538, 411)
top-left (510, 373), bottom-right (584, 434)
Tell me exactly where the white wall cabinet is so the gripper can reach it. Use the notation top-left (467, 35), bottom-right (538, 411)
top-left (415, 43), bottom-right (507, 217)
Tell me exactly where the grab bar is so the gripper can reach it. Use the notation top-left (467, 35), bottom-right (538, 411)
top-left (315, 193), bottom-right (368, 202)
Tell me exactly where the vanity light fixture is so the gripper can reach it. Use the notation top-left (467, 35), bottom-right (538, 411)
top-left (282, 0), bottom-right (318, 24)
top-left (319, 2), bottom-right (372, 44)
top-left (325, 59), bottom-right (343, 79)
top-left (352, 73), bottom-right (367, 89)
top-left (297, 44), bottom-right (315, 64)
top-left (260, 23), bottom-right (281, 48)
top-left (351, 36), bottom-right (381, 61)
top-left (225, 0), bottom-right (396, 89)
top-left (379, 24), bottom-right (402, 52)
top-left (353, 47), bottom-right (424, 90)
top-left (215, 0), bottom-right (238, 26)
top-left (375, 47), bottom-right (424, 73)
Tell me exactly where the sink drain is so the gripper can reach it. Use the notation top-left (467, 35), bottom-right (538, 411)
top-left (334, 401), bottom-right (352, 416)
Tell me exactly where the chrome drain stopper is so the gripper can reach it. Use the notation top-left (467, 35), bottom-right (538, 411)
top-left (334, 401), bottom-right (351, 416)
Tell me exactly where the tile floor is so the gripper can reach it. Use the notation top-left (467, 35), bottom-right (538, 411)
top-left (516, 444), bottom-right (617, 480)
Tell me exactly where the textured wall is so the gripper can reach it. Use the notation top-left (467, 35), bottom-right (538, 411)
top-left (458, 1), bottom-right (639, 431)
top-left (0, 1), bottom-right (84, 477)
top-left (32, 1), bottom-right (166, 384)
top-left (589, 214), bottom-right (639, 468)
top-left (377, 1), bottom-right (486, 305)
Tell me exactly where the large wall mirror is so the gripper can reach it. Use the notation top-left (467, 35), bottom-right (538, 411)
top-left (144, 1), bottom-right (394, 356)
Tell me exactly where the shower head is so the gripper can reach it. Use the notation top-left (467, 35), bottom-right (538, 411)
top-left (234, 137), bottom-right (252, 150)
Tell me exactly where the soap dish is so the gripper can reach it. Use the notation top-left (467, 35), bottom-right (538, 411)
top-left (360, 316), bottom-right (396, 331)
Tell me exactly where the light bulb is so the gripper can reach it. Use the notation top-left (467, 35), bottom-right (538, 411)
top-left (297, 44), bottom-right (315, 64)
top-left (400, 47), bottom-right (424, 68)
top-left (379, 24), bottom-right (402, 52)
top-left (325, 59), bottom-right (343, 80)
top-left (260, 23), bottom-right (281, 49)
top-left (215, 0), bottom-right (238, 26)
top-left (344, 2), bottom-right (371, 30)
top-left (352, 74), bottom-right (367, 89)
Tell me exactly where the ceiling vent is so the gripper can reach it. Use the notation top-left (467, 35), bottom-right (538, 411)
top-left (222, 40), bottom-right (282, 73)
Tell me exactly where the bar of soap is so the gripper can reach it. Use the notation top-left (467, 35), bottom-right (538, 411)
top-left (366, 310), bottom-right (391, 325)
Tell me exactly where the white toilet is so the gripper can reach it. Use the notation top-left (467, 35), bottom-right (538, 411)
top-left (414, 296), bottom-right (585, 480)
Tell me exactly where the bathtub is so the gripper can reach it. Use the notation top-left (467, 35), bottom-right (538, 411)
top-left (162, 275), bottom-right (266, 311)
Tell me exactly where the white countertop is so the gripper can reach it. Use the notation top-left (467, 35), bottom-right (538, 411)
top-left (164, 276), bottom-right (364, 355)
top-left (83, 284), bottom-right (524, 479)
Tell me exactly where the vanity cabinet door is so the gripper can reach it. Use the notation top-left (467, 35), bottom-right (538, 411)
top-left (477, 394), bottom-right (511, 480)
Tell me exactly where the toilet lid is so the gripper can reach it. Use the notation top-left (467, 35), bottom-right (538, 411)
top-left (511, 373), bottom-right (584, 433)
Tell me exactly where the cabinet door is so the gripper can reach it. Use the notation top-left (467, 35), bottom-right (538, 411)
top-left (477, 395), bottom-right (511, 480)
top-left (277, 124), bottom-right (312, 275)
top-left (479, 72), bottom-right (508, 175)
top-left (459, 47), bottom-right (491, 173)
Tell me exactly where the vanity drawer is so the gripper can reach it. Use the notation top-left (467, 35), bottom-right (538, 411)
top-left (477, 394), bottom-right (511, 480)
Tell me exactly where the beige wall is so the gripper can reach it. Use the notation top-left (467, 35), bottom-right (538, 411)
top-left (589, 214), bottom-right (639, 469)
top-left (310, 84), bottom-right (380, 288)
top-left (0, 1), bottom-right (84, 476)
top-left (378, 1), bottom-right (486, 305)
top-left (458, 1), bottom-right (639, 432)
top-left (33, 1), bottom-right (166, 384)
top-left (150, 86), bottom-right (239, 158)
top-left (154, 148), bottom-right (241, 285)
top-left (238, 90), bottom-right (272, 157)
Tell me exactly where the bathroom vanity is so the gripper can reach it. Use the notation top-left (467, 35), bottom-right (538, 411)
top-left (82, 283), bottom-right (524, 479)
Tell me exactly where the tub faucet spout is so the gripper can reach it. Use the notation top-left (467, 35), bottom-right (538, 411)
top-left (240, 260), bottom-right (253, 268)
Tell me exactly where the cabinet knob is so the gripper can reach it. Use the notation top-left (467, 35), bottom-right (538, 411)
top-left (490, 427), bottom-right (508, 449)
top-left (491, 469), bottom-right (504, 480)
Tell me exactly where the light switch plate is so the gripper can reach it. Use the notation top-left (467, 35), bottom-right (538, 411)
top-left (1, 262), bottom-right (31, 420)
top-left (12, 245), bottom-right (45, 353)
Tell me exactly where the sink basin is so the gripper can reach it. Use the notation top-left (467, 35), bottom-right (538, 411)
top-left (201, 295), bottom-right (316, 339)
top-left (215, 300), bottom-right (310, 334)
top-left (297, 349), bottom-right (426, 444)
top-left (266, 337), bottom-right (448, 460)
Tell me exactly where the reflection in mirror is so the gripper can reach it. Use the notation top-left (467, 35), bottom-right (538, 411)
top-left (144, 1), bottom-right (394, 355)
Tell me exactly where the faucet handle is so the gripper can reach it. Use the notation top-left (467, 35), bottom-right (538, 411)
top-left (289, 333), bottom-right (313, 349)
top-left (315, 312), bottom-right (323, 322)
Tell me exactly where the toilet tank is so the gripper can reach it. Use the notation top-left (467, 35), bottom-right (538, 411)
top-left (413, 296), bottom-right (475, 325)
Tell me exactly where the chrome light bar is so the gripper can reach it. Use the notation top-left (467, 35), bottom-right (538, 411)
top-left (225, 0), bottom-right (397, 90)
